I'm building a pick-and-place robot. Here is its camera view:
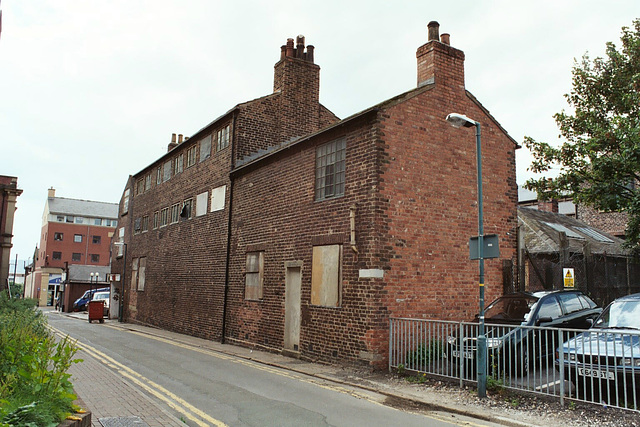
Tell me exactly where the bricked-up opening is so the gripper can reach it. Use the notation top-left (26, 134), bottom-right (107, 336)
top-left (416, 21), bottom-right (465, 91)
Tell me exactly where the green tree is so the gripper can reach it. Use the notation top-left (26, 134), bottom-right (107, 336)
top-left (524, 19), bottom-right (640, 251)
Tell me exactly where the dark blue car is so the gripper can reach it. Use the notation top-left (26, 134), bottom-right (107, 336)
top-left (73, 287), bottom-right (110, 311)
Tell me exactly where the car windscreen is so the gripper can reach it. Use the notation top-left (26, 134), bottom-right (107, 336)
top-left (593, 300), bottom-right (640, 330)
top-left (485, 295), bottom-right (538, 322)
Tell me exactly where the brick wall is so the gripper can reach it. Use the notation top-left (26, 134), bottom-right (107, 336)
top-left (577, 205), bottom-right (627, 238)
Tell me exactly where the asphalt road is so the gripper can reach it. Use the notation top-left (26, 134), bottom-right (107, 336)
top-left (46, 311), bottom-right (505, 427)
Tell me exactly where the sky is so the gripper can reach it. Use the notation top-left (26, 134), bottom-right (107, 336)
top-left (2, 0), bottom-right (639, 267)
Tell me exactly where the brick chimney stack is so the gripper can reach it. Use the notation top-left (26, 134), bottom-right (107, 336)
top-left (416, 21), bottom-right (465, 91)
top-left (168, 133), bottom-right (178, 152)
top-left (48, 187), bottom-right (55, 198)
top-left (273, 34), bottom-right (321, 140)
top-left (538, 199), bottom-right (559, 213)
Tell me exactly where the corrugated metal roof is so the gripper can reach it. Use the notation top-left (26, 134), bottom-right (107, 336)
top-left (48, 197), bottom-right (118, 219)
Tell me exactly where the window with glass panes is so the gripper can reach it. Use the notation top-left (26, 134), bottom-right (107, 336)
top-left (217, 125), bottom-right (230, 151)
top-left (315, 138), bottom-right (345, 200)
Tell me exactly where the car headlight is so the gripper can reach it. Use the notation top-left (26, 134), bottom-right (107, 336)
top-left (621, 357), bottom-right (640, 367)
top-left (486, 338), bottom-right (503, 349)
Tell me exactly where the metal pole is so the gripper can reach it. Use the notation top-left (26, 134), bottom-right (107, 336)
top-left (475, 122), bottom-right (487, 398)
top-left (119, 243), bottom-right (127, 323)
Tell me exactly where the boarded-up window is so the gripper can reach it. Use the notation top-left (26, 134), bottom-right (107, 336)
top-left (245, 251), bottom-right (264, 300)
top-left (210, 185), bottom-right (226, 212)
top-left (131, 258), bottom-right (139, 291)
top-left (196, 192), bottom-right (208, 216)
top-left (138, 257), bottom-right (146, 291)
top-left (311, 245), bottom-right (341, 307)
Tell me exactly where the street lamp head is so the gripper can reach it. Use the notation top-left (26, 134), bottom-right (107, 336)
top-left (446, 113), bottom-right (477, 129)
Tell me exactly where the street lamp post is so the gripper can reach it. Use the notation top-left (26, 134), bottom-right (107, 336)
top-left (446, 113), bottom-right (487, 398)
top-left (113, 242), bottom-right (127, 323)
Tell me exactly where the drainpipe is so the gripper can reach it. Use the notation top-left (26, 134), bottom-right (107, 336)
top-left (220, 111), bottom-right (238, 344)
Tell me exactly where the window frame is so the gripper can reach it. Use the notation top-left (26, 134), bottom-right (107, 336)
top-left (74, 234), bottom-right (83, 243)
top-left (72, 253), bottom-right (81, 262)
top-left (54, 232), bottom-right (63, 241)
top-left (52, 251), bottom-right (62, 260)
top-left (244, 251), bottom-right (264, 300)
top-left (92, 235), bottom-right (101, 244)
top-left (199, 135), bottom-right (212, 163)
top-left (175, 153), bottom-right (184, 175)
top-left (315, 138), bottom-right (346, 201)
top-left (170, 203), bottom-right (180, 224)
top-left (90, 254), bottom-right (100, 263)
top-left (216, 125), bottom-right (230, 151)
top-left (186, 146), bottom-right (197, 168)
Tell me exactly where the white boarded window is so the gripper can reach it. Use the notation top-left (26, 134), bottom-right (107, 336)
top-left (245, 251), bottom-right (264, 300)
top-left (311, 245), bottom-right (342, 307)
top-left (138, 257), bottom-right (146, 291)
top-left (210, 185), bottom-right (226, 212)
top-left (117, 227), bottom-right (125, 257)
top-left (196, 192), bottom-right (208, 217)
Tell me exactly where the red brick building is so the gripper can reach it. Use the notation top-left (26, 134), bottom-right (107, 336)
top-left (26, 188), bottom-right (118, 308)
top-left (114, 22), bottom-right (519, 365)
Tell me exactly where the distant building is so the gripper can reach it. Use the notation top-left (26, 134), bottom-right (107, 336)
top-left (0, 175), bottom-right (23, 291)
top-left (25, 188), bottom-right (117, 308)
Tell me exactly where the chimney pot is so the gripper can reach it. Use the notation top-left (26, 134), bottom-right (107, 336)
top-left (427, 21), bottom-right (440, 41)
top-left (440, 33), bottom-right (450, 45)
top-left (171, 133), bottom-right (177, 143)
top-left (306, 45), bottom-right (315, 63)
top-left (296, 35), bottom-right (305, 59)
top-left (286, 38), bottom-right (295, 57)
top-left (280, 45), bottom-right (286, 60)
top-left (178, 134), bottom-right (184, 144)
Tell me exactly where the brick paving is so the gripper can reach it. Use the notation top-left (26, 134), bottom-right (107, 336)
top-left (67, 344), bottom-right (184, 427)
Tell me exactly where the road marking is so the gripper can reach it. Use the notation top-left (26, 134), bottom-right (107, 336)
top-left (116, 329), bottom-right (496, 426)
top-left (49, 326), bottom-right (227, 427)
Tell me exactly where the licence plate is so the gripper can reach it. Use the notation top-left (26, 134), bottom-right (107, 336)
top-left (452, 350), bottom-right (474, 360)
top-left (578, 367), bottom-right (615, 380)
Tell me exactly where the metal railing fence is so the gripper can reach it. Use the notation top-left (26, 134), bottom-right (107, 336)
top-left (389, 317), bottom-right (640, 412)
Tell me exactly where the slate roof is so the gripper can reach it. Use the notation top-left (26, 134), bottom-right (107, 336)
top-left (518, 207), bottom-right (627, 256)
top-left (48, 197), bottom-right (118, 219)
top-left (68, 264), bottom-right (112, 283)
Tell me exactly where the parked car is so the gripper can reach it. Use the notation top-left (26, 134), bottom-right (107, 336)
top-left (446, 290), bottom-right (602, 377)
top-left (73, 287), bottom-right (110, 311)
top-left (91, 291), bottom-right (110, 317)
top-left (556, 293), bottom-right (640, 401)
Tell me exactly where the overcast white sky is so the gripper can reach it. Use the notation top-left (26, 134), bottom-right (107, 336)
top-left (2, 0), bottom-right (638, 265)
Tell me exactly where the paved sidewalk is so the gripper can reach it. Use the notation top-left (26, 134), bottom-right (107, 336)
top-left (67, 336), bottom-right (184, 427)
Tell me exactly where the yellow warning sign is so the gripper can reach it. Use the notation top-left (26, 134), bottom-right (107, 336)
top-left (563, 268), bottom-right (575, 288)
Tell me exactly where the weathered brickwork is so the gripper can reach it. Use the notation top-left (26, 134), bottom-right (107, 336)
top-left (113, 23), bottom-right (518, 367)
top-left (577, 205), bottom-right (628, 238)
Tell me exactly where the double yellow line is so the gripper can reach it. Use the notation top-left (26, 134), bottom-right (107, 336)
top-left (49, 326), bottom-right (227, 427)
